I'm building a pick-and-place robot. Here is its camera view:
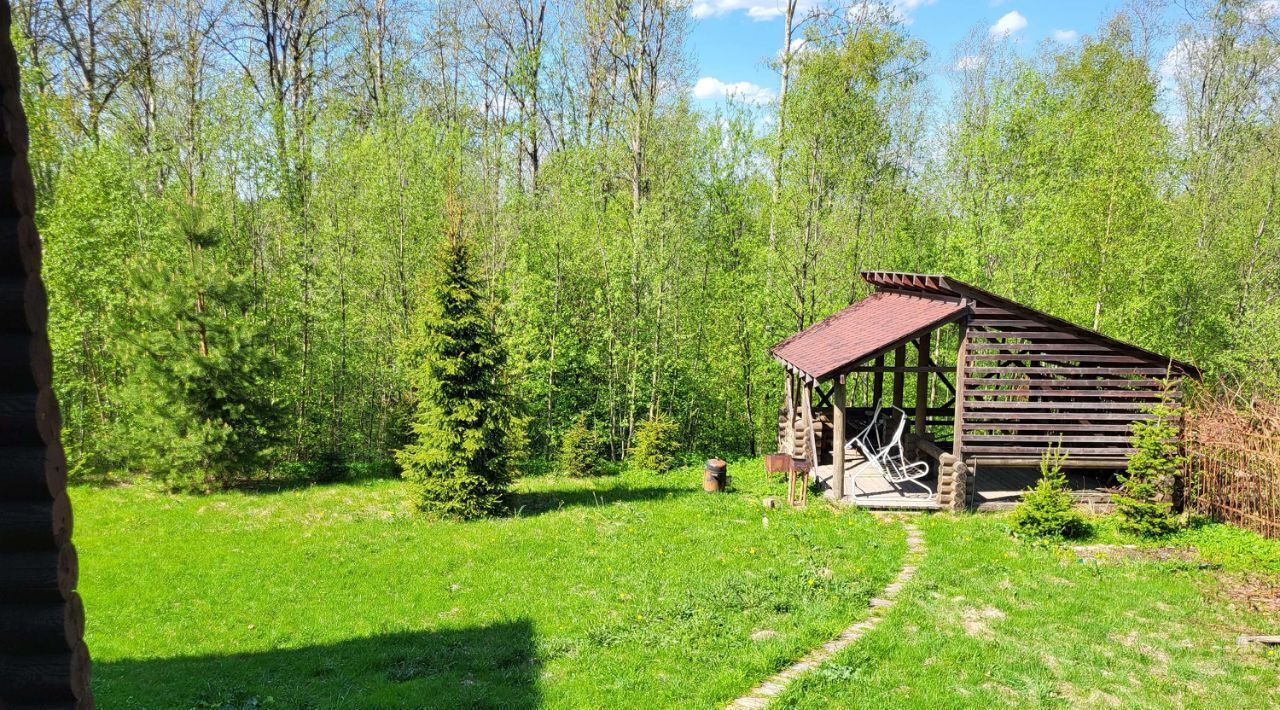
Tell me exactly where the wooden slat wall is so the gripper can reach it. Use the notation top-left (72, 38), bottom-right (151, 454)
top-left (960, 305), bottom-right (1176, 463)
top-left (0, 1), bottom-right (92, 705)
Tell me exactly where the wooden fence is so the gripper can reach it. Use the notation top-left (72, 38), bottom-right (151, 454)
top-left (1183, 397), bottom-right (1280, 539)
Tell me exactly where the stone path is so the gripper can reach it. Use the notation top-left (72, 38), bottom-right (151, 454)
top-left (726, 519), bottom-right (926, 709)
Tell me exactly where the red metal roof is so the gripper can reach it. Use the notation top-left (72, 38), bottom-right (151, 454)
top-left (771, 291), bottom-right (967, 380)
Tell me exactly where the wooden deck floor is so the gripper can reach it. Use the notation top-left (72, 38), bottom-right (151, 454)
top-left (813, 457), bottom-right (1119, 511)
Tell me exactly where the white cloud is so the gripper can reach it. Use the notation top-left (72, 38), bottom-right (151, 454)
top-left (989, 10), bottom-right (1027, 37)
top-left (1243, 0), bottom-right (1280, 22)
top-left (1160, 37), bottom-right (1207, 82)
top-left (1052, 29), bottom-right (1078, 43)
top-left (691, 0), bottom-right (815, 21)
top-left (953, 55), bottom-right (984, 71)
top-left (693, 0), bottom-right (932, 23)
top-left (777, 37), bottom-right (808, 61)
top-left (692, 77), bottom-right (777, 104)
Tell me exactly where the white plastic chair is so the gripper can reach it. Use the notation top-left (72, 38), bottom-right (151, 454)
top-left (851, 407), bottom-right (932, 497)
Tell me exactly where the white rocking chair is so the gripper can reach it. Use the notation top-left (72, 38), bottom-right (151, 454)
top-left (846, 404), bottom-right (884, 454)
top-left (850, 407), bottom-right (932, 497)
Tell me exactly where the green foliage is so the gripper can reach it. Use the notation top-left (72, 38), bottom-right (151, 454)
top-left (111, 211), bottom-right (285, 490)
top-left (1115, 393), bottom-right (1183, 537)
top-left (1010, 445), bottom-right (1090, 540)
top-left (628, 414), bottom-right (680, 474)
top-left (396, 231), bottom-right (517, 518)
top-left (28, 1), bottom-right (1280, 487)
top-left (557, 415), bottom-right (605, 477)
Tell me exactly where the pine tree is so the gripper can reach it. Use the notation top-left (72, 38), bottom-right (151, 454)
top-left (1116, 385), bottom-right (1183, 537)
top-left (397, 220), bottom-right (515, 518)
top-left (113, 207), bottom-right (286, 490)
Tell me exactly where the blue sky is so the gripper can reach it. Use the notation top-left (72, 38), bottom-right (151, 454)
top-left (687, 1), bottom-right (1145, 108)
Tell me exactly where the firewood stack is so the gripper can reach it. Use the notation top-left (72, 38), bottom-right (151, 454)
top-left (0, 1), bottom-right (92, 706)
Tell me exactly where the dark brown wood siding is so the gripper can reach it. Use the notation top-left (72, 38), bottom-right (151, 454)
top-left (959, 304), bottom-right (1178, 463)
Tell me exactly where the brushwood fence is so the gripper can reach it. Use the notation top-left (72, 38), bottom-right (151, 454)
top-left (1183, 397), bottom-right (1280, 539)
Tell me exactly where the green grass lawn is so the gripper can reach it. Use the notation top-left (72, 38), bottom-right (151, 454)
top-left (776, 515), bottom-right (1280, 709)
top-left (73, 462), bottom-right (905, 708)
top-left (73, 460), bottom-right (1280, 709)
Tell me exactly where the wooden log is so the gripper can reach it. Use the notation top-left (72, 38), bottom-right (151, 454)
top-left (0, 545), bottom-right (77, 601)
top-left (0, 87), bottom-right (30, 156)
top-left (0, 215), bottom-right (41, 277)
top-left (968, 343), bottom-right (1111, 353)
top-left (0, 444), bottom-right (67, 498)
top-left (0, 274), bottom-right (46, 334)
top-left (0, 593), bottom-right (84, 652)
top-left (0, 491), bottom-right (72, 551)
top-left (0, 388), bottom-right (60, 446)
top-left (0, 639), bottom-right (91, 702)
top-left (0, 331), bottom-right (52, 391)
top-left (0, 152), bottom-right (36, 217)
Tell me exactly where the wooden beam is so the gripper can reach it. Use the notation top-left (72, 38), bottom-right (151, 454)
top-left (892, 345), bottom-right (906, 410)
top-left (847, 365), bottom-right (952, 374)
top-left (952, 319), bottom-right (969, 462)
top-left (872, 355), bottom-right (884, 406)
top-left (967, 366), bottom-right (1175, 376)
top-left (782, 373), bottom-right (794, 455)
top-left (831, 377), bottom-right (846, 500)
top-left (972, 456), bottom-right (1129, 469)
top-left (915, 333), bottom-right (930, 437)
top-left (963, 445), bottom-right (1137, 455)
top-left (964, 400), bottom-right (1154, 411)
top-left (966, 354), bottom-right (1148, 364)
top-left (963, 411), bottom-right (1155, 422)
top-left (963, 389), bottom-right (1173, 399)
top-left (963, 378), bottom-right (1168, 388)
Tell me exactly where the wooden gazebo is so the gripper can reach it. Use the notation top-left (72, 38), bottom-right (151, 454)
top-left (771, 272), bottom-right (1198, 510)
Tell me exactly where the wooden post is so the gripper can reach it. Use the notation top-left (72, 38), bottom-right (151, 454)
top-left (782, 373), bottom-right (794, 455)
top-left (801, 381), bottom-right (817, 470)
top-left (951, 320), bottom-right (969, 460)
top-left (872, 355), bottom-right (884, 406)
top-left (892, 345), bottom-right (906, 410)
top-left (947, 318), bottom-right (970, 511)
top-left (915, 333), bottom-right (931, 438)
top-left (832, 376), bottom-right (846, 501)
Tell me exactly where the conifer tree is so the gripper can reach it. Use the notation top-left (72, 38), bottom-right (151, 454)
top-left (114, 207), bottom-right (286, 490)
top-left (397, 215), bottom-right (515, 518)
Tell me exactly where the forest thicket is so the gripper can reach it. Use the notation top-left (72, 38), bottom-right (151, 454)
top-left (15, 0), bottom-right (1280, 485)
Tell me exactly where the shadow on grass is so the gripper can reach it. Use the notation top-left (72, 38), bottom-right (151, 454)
top-left (509, 485), bottom-right (693, 517)
top-left (93, 621), bottom-right (539, 709)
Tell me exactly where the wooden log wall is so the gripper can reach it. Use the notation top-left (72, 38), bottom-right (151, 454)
top-left (960, 304), bottom-right (1177, 463)
top-left (777, 407), bottom-right (833, 464)
top-left (0, 1), bottom-right (92, 705)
